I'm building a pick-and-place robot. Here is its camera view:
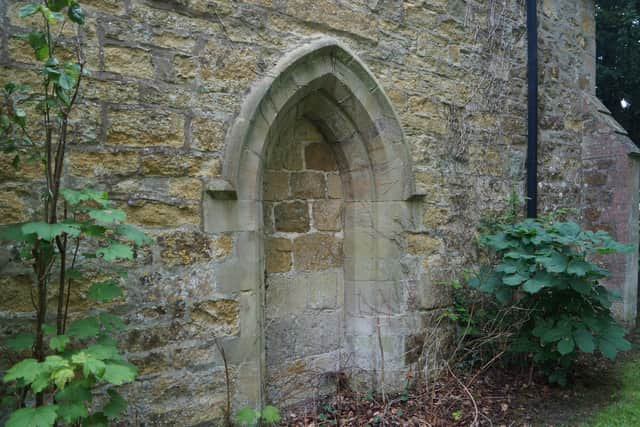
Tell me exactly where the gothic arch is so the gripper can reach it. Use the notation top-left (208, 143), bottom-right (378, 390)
top-left (207, 37), bottom-right (420, 408)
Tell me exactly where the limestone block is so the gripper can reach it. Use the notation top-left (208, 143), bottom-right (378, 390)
top-left (191, 299), bottom-right (239, 335)
top-left (203, 199), bottom-right (259, 232)
top-left (327, 173), bottom-right (344, 199)
top-left (274, 201), bottom-right (310, 232)
top-left (265, 275), bottom-right (307, 318)
top-left (104, 46), bottom-right (154, 79)
top-left (345, 280), bottom-right (404, 316)
top-left (293, 233), bottom-right (343, 271)
top-left (291, 172), bottom-right (325, 199)
top-left (107, 109), bottom-right (185, 148)
top-left (305, 143), bottom-right (338, 171)
top-left (312, 200), bottom-right (343, 231)
top-left (263, 170), bottom-right (289, 201)
top-left (303, 270), bottom-right (342, 310)
top-left (265, 238), bottom-right (292, 273)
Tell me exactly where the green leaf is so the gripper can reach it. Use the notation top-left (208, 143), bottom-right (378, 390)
top-left (599, 338), bottom-right (619, 360)
top-left (18, 4), bottom-right (40, 17)
top-left (116, 224), bottom-right (153, 245)
top-left (6, 333), bottom-right (35, 351)
top-left (522, 272), bottom-right (551, 294)
top-left (5, 405), bottom-right (58, 427)
top-left (86, 343), bottom-right (122, 361)
top-left (55, 378), bottom-right (93, 402)
top-left (101, 363), bottom-right (137, 385)
top-left (68, 3), bottom-right (85, 25)
top-left (96, 243), bottom-right (133, 262)
top-left (0, 223), bottom-right (29, 241)
top-left (566, 260), bottom-right (592, 277)
top-left (72, 351), bottom-right (106, 378)
top-left (61, 188), bottom-right (110, 207)
top-left (261, 405), bottom-right (281, 424)
top-left (573, 328), bottom-right (595, 353)
top-left (42, 324), bottom-right (56, 335)
top-left (58, 402), bottom-right (88, 424)
top-left (88, 280), bottom-right (123, 302)
top-left (4, 358), bottom-right (40, 384)
top-left (502, 272), bottom-right (528, 286)
top-left (22, 222), bottom-right (80, 241)
top-left (557, 336), bottom-right (575, 356)
top-left (88, 208), bottom-right (126, 224)
top-left (103, 389), bottom-right (127, 418)
top-left (538, 252), bottom-right (568, 273)
top-left (235, 407), bottom-right (260, 425)
top-left (52, 367), bottom-right (75, 389)
top-left (49, 0), bottom-right (71, 12)
top-left (58, 72), bottom-right (75, 91)
top-left (49, 335), bottom-right (70, 352)
top-left (99, 313), bottom-right (126, 332)
top-left (67, 317), bottom-right (100, 339)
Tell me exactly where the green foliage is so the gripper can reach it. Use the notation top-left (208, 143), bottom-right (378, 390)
top-left (0, 2), bottom-right (152, 426)
top-left (472, 218), bottom-right (633, 384)
top-left (235, 405), bottom-right (281, 426)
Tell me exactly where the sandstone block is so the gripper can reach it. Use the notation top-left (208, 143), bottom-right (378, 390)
top-left (191, 117), bottom-right (226, 152)
top-left (191, 299), bottom-right (239, 335)
top-left (274, 201), bottom-right (310, 232)
top-left (68, 152), bottom-right (139, 177)
top-left (312, 200), bottom-right (343, 231)
top-left (305, 143), bottom-right (338, 171)
top-left (291, 172), bottom-right (325, 199)
top-left (174, 55), bottom-right (198, 80)
top-left (125, 201), bottom-right (200, 226)
top-left (168, 178), bottom-right (203, 200)
top-left (263, 170), bottom-right (289, 201)
top-left (265, 238), bottom-right (293, 273)
top-left (407, 234), bottom-right (442, 255)
top-left (104, 46), bottom-right (154, 79)
top-left (107, 109), bottom-right (185, 148)
top-left (293, 233), bottom-right (343, 271)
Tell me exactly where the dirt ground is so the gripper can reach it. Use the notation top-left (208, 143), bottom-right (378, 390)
top-left (275, 342), bottom-right (635, 427)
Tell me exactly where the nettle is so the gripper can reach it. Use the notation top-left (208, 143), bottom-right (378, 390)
top-left (472, 218), bottom-right (632, 384)
top-left (0, 2), bottom-right (150, 426)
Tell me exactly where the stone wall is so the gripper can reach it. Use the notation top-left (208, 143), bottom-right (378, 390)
top-left (0, 0), bottom-right (634, 424)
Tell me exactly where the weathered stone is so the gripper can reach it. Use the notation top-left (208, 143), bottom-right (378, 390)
top-left (291, 172), bottom-right (325, 199)
top-left (407, 234), bottom-right (442, 255)
top-left (305, 143), bottom-right (338, 171)
top-left (293, 233), bottom-right (343, 271)
top-left (107, 109), bottom-right (185, 148)
top-left (265, 238), bottom-right (293, 273)
top-left (312, 200), bottom-right (343, 231)
top-left (104, 46), bottom-right (154, 79)
top-left (326, 174), bottom-right (344, 199)
top-left (124, 201), bottom-right (200, 227)
top-left (142, 154), bottom-right (220, 177)
top-left (191, 299), bottom-right (239, 335)
top-left (274, 201), bottom-right (310, 232)
top-left (174, 55), bottom-right (198, 80)
top-left (168, 178), bottom-right (203, 200)
top-left (191, 117), bottom-right (226, 152)
top-left (263, 170), bottom-right (289, 201)
top-left (68, 152), bottom-right (139, 177)
top-left (159, 231), bottom-right (212, 266)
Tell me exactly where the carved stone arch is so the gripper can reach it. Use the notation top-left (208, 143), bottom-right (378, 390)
top-left (206, 37), bottom-right (421, 409)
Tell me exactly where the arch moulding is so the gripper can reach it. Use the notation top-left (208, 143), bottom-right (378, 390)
top-left (204, 36), bottom-right (422, 408)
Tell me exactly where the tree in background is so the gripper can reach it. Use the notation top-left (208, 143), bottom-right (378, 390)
top-left (596, 0), bottom-right (640, 144)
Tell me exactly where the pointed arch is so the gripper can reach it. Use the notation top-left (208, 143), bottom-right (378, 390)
top-left (221, 37), bottom-right (416, 202)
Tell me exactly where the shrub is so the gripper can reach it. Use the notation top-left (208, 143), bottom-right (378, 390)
top-left (471, 218), bottom-right (633, 384)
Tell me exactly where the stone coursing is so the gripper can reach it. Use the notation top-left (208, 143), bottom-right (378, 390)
top-left (0, 0), bottom-right (636, 424)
